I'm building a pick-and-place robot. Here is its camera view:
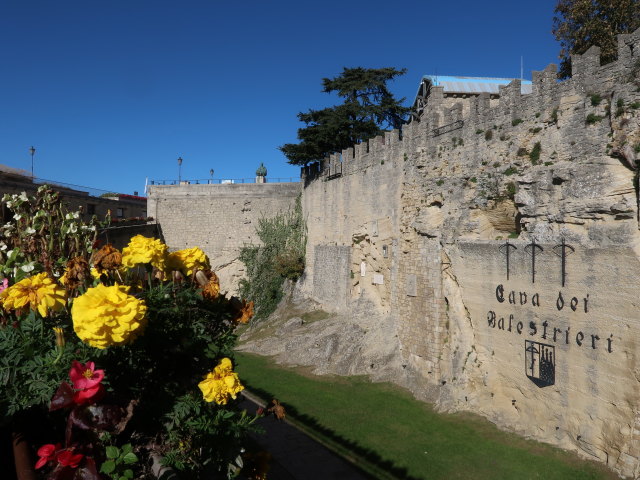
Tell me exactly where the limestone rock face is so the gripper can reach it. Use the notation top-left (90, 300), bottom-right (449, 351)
top-left (238, 283), bottom-right (416, 390)
top-left (213, 257), bottom-right (245, 296)
top-left (158, 29), bottom-right (640, 478)
top-left (263, 29), bottom-right (640, 479)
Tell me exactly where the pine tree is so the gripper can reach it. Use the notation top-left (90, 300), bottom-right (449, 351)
top-left (280, 67), bottom-right (410, 165)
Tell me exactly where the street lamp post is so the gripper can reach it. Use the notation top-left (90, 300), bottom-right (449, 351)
top-left (29, 146), bottom-right (36, 180)
top-left (209, 168), bottom-right (214, 184)
top-left (177, 157), bottom-right (183, 184)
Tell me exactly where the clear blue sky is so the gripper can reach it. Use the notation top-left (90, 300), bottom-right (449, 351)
top-left (0, 0), bottom-right (560, 195)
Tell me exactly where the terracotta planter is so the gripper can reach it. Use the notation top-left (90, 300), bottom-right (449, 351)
top-left (11, 428), bottom-right (36, 480)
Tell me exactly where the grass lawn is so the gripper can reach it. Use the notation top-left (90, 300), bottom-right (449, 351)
top-left (235, 352), bottom-right (617, 480)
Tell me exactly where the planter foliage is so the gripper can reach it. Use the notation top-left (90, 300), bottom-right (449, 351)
top-left (0, 186), bottom-right (259, 479)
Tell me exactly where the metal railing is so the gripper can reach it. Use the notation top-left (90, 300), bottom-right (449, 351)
top-left (432, 119), bottom-right (464, 137)
top-left (148, 177), bottom-right (299, 186)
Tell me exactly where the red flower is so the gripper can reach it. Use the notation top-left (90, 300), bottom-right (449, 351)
top-left (56, 449), bottom-right (84, 468)
top-left (73, 383), bottom-right (105, 405)
top-left (69, 360), bottom-right (104, 390)
top-left (35, 443), bottom-right (60, 469)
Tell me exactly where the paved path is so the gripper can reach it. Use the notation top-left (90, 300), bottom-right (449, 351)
top-left (239, 393), bottom-right (372, 480)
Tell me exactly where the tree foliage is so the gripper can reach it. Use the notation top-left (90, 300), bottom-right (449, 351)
top-left (279, 67), bottom-right (410, 165)
top-left (552, 0), bottom-right (640, 78)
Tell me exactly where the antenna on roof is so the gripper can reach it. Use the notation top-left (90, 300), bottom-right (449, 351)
top-left (520, 56), bottom-right (523, 80)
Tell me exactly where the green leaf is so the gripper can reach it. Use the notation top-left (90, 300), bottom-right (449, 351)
top-left (105, 446), bottom-right (120, 459)
top-left (120, 443), bottom-right (133, 454)
top-left (100, 460), bottom-right (116, 474)
top-left (122, 452), bottom-right (138, 464)
top-left (124, 470), bottom-right (134, 479)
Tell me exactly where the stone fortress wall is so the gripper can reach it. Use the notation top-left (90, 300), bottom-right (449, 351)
top-left (149, 29), bottom-right (640, 477)
top-left (146, 182), bottom-right (300, 292)
top-left (298, 28), bottom-right (640, 477)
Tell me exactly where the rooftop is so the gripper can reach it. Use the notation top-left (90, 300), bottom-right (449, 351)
top-left (420, 75), bottom-right (533, 95)
top-left (411, 75), bottom-right (534, 114)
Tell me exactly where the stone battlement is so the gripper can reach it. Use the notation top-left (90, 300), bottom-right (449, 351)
top-left (302, 27), bottom-right (640, 186)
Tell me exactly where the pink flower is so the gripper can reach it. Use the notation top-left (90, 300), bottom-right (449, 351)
top-left (56, 449), bottom-right (84, 468)
top-left (73, 383), bottom-right (105, 405)
top-left (0, 278), bottom-right (8, 293)
top-left (69, 360), bottom-right (104, 390)
top-left (35, 443), bottom-right (60, 469)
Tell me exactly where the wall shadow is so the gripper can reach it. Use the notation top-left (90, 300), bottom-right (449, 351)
top-left (244, 385), bottom-right (423, 480)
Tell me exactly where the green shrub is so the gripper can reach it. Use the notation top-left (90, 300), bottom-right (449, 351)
top-left (470, 177), bottom-right (477, 183)
top-left (586, 113), bottom-right (604, 124)
top-left (239, 196), bottom-right (306, 321)
top-left (511, 118), bottom-right (523, 126)
top-left (476, 129), bottom-right (484, 134)
top-left (631, 102), bottom-right (640, 109)
top-left (551, 108), bottom-right (558, 123)
top-left (517, 147), bottom-right (528, 157)
top-left (530, 142), bottom-right (541, 164)
top-left (590, 93), bottom-right (602, 106)
top-left (484, 130), bottom-right (493, 141)
top-left (503, 167), bottom-right (518, 176)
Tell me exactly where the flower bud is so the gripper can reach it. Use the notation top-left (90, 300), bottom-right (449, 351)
top-left (53, 327), bottom-right (65, 348)
top-left (195, 270), bottom-right (208, 287)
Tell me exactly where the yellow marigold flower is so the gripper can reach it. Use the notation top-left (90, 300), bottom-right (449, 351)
top-left (121, 235), bottom-right (167, 271)
top-left (61, 267), bottom-right (105, 287)
top-left (215, 357), bottom-right (233, 375)
top-left (1, 272), bottom-right (67, 317)
top-left (230, 297), bottom-right (254, 324)
top-left (167, 247), bottom-right (210, 276)
top-left (62, 257), bottom-right (91, 290)
top-left (196, 271), bottom-right (220, 301)
top-left (71, 284), bottom-right (147, 349)
top-left (198, 358), bottom-right (244, 405)
top-left (91, 244), bottom-right (122, 273)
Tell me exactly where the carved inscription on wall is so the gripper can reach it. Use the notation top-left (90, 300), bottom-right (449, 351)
top-left (486, 241), bottom-right (613, 387)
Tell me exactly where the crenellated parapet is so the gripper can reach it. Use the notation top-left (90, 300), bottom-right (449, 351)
top-left (302, 27), bottom-right (640, 186)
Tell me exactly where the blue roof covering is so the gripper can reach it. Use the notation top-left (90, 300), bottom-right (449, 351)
top-left (420, 75), bottom-right (532, 96)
